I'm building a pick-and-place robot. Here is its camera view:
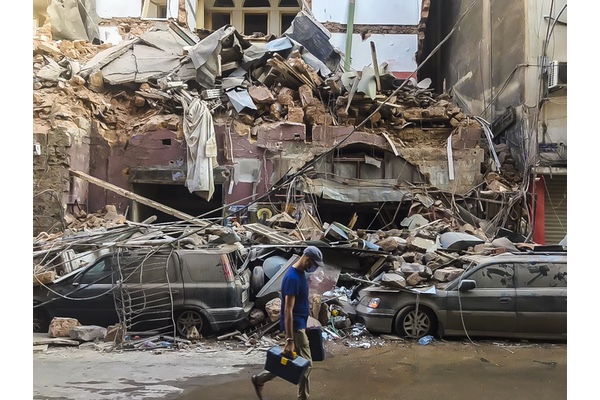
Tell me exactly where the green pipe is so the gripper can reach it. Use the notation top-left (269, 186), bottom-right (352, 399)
top-left (345, 0), bottom-right (356, 72)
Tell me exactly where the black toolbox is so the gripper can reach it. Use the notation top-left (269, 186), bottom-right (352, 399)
top-left (307, 326), bottom-right (326, 362)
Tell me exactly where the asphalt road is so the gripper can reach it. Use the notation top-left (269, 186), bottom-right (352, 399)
top-left (32, 336), bottom-right (567, 400)
top-left (178, 338), bottom-right (567, 400)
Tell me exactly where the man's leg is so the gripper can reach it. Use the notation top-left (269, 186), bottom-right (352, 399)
top-left (252, 370), bottom-right (276, 400)
top-left (294, 329), bottom-right (313, 400)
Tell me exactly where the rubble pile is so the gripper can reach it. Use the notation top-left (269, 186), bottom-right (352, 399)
top-left (32, 13), bottom-right (489, 154)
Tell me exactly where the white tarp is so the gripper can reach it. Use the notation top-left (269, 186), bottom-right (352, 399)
top-left (181, 97), bottom-right (218, 201)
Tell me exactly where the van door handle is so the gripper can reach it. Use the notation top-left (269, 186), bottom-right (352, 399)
top-left (170, 290), bottom-right (179, 294)
top-left (499, 297), bottom-right (511, 303)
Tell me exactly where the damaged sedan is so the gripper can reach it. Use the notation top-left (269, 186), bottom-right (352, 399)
top-left (355, 251), bottom-right (567, 341)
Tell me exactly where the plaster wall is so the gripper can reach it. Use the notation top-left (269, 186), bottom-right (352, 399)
top-left (437, 0), bottom-right (566, 169)
top-left (312, 0), bottom-right (422, 25)
top-left (328, 33), bottom-right (418, 74)
top-left (524, 0), bottom-right (567, 162)
top-left (96, 0), bottom-right (143, 18)
top-left (96, 0), bottom-right (186, 25)
top-left (89, 129), bottom-right (186, 215)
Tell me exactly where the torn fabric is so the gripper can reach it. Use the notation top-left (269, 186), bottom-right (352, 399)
top-left (181, 97), bottom-right (218, 201)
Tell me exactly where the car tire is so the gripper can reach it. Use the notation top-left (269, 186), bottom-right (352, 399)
top-left (175, 309), bottom-right (209, 337)
top-left (251, 266), bottom-right (265, 295)
top-left (394, 305), bottom-right (436, 339)
top-left (33, 305), bottom-right (50, 333)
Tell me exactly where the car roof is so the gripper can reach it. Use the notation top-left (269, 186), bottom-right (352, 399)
top-left (459, 251), bottom-right (567, 266)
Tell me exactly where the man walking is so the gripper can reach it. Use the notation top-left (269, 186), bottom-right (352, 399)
top-left (251, 246), bottom-right (324, 400)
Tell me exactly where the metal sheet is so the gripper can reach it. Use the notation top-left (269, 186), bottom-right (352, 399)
top-left (284, 11), bottom-right (341, 73)
top-left (132, 44), bottom-right (182, 82)
top-left (544, 174), bottom-right (567, 245)
top-left (439, 232), bottom-right (485, 251)
top-left (100, 49), bottom-right (137, 84)
top-left (306, 178), bottom-right (412, 203)
top-left (226, 89), bottom-right (257, 112)
top-left (140, 30), bottom-right (189, 55)
top-left (265, 37), bottom-right (293, 52)
top-left (80, 38), bottom-right (139, 77)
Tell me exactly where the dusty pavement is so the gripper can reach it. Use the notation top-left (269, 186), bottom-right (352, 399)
top-left (32, 336), bottom-right (567, 400)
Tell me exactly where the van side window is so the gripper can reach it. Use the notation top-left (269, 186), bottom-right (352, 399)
top-left (186, 254), bottom-right (225, 282)
top-left (515, 263), bottom-right (567, 288)
top-left (116, 254), bottom-right (178, 284)
top-left (470, 263), bottom-right (515, 288)
top-left (79, 259), bottom-right (113, 284)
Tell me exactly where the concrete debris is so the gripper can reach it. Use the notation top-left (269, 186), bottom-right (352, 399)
top-left (69, 325), bottom-right (107, 342)
top-left (49, 317), bottom-right (81, 338)
top-left (31, 10), bottom-right (544, 347)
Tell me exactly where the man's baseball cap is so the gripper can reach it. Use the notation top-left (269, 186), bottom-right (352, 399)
top-left (303, 246), bottom-right (324, 272)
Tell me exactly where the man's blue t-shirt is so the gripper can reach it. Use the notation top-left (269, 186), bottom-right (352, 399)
top-left (280, 266), bottom-right (309, 332)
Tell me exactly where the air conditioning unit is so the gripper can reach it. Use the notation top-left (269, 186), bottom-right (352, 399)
top-left (547, 60), bottom-right (567, 92)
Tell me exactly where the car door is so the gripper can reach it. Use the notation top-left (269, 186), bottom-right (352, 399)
top-left (445, 262), bottom-right (517, 335)
top-left (114, 251), bottom-right (180, 333)
top-left (181, 252), bottom-right (233, 308)
top-left (515, 261), bottom-right (567, 337)
top-left (54, 256), bottom-right (118, 326)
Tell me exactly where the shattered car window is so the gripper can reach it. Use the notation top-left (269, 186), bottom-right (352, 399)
top-left (515, 263), bottom-right (567, 288)
top-left (186, 254), bottom-right (226, 282)
top-left (79, 259), bottom-right (113, 284)
top-left (470, 263), bottom-right (515, 288)
top-left (118, 254), bottom-right (177, 284)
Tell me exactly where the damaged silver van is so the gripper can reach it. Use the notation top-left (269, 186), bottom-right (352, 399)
top-left (33, 243), bottom-right (253, 337)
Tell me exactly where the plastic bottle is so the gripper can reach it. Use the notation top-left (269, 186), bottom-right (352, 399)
top-left (419, 335), bottom-right (434, 345)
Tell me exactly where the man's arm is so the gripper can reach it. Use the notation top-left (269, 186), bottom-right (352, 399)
top-left (283, 294), bottom-right (296, 356)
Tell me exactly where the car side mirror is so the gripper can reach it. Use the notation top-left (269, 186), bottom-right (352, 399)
top-left (458, 280), bottom-right (476, 292)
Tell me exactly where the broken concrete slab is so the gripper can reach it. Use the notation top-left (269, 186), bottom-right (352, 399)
top-left (433, 267), bottom-right (464, 282)
top-left (69, 325), bottom-right (108, 342)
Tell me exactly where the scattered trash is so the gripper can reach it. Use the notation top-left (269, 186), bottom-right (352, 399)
top-left (419, 335), bottom-right (434, 346)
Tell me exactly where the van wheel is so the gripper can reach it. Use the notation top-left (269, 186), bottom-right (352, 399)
top-left (176, 310), bottom-right (208, 337)
top-left (33, 305), bottom-right (50, 333)
top-left (394, 305), bottom-right (436, 339)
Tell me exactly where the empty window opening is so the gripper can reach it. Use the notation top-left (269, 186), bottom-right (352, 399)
top-left (142, 0), bottom-right (169, 19)
top-left (281, 13), bottom-right (296, 33)
top-left (161, 139), bottom-right (172, 146)
top-left (279, 0), bottom-right (299, 6)
top-left (214, 0), bottom-right (234, 6)
top-left (244, 0), bottom-right (270, 7)
top-left (212, 13), bottom-right (231, 30)
top-left (244, 13), bottom-right (268, 35)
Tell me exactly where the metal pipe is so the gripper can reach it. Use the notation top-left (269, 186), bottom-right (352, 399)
top-left (344, 0), bottom-right (356, 72)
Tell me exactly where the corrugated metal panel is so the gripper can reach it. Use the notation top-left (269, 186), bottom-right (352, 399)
top-left (544, 174), bottom-right (567, 245)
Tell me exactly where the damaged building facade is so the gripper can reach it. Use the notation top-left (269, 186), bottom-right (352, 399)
top-left (421, 0), bottom-right (567, 245)
top-left (32, 0), bottom-right (561, 245)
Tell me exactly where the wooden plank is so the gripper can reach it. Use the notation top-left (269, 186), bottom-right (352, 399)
top-left (69, 170), bottom-right (211, 229)
top-left (381, 132), bottom-right (399, 156)
top-left (33, 337), bottom-right (80, 346)
top-left (33, 344), bottom-right (49, 352)
top-left (217, 330), bottom-right (241, 341)
top-left (367, 256), bottom-right (387, 280)
top-left (370, 41), bottom-right (381, 92)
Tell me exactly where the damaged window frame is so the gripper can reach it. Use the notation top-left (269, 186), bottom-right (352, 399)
top-left (325, 146), bottom-right (386, 180)
top-left (141, 0), bottom-right (173, 20)
top-left (206, 0), bottom-right (301, 36)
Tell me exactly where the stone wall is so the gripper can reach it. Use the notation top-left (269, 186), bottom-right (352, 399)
top-left (33, 120), bottom-right (91, 236)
